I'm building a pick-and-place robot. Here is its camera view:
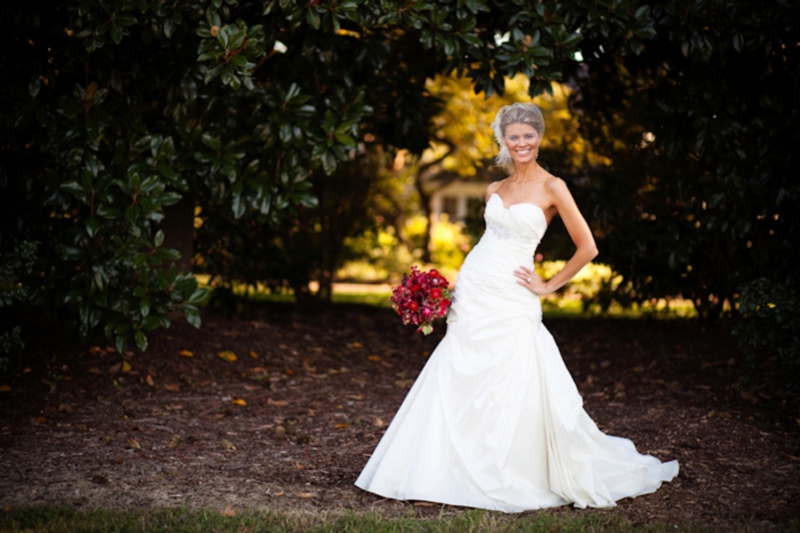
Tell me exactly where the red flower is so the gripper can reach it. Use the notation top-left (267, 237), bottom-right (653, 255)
top-left (430, 288), bottom-right (442, 299)
top-left (429, 269), bottom-right (439, 278)
top-left (409, 283), bottom-right (420, 292)
top-left (407, 301), bottom-right (419, 311)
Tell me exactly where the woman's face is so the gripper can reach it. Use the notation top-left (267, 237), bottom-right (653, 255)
top-left (503, 123), bottom-right (540, 166)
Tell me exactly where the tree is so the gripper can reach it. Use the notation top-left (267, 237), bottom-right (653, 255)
top-left (1, 0), bottom-right (655, 352)
top-left (566, 0), bottom-right (799, 319)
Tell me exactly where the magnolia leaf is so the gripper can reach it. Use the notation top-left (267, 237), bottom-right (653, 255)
top-left (220, 503), bottom-right (236, 516)
top-left (267, 398), bottom-right (288, 406)
top-left (218, 350), bottom-right (237, 362)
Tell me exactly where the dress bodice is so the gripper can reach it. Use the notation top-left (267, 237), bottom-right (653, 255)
top-left (483, 193), bottom-right (548, 257)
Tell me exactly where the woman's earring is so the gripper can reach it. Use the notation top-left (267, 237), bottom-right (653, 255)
top-left (535, 150), bottom-right (539, 160)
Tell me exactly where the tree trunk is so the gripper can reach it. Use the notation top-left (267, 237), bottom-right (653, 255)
top-left (161, 194), bottom-right (195, 273)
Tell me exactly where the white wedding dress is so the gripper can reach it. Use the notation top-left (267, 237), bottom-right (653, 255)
top-left (355, 193), bottom-right (679, 512)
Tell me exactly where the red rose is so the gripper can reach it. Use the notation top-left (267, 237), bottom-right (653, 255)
top-left (408, 301), bottom-right (419, 311)
top-left (410, 284), bottom-right (420, 292)
top-left (429, 269), bottom-right (439, 278)
top-left (431, 288), bottom-right (442, 299)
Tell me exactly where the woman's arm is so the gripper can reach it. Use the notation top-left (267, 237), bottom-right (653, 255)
top-left (515, 178), bottom-right (598, 295)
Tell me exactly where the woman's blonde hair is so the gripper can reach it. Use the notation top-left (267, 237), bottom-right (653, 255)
top-left (490, 103), bottom-right (545, 172)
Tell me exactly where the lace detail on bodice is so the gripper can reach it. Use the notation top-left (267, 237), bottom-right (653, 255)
top-left (482, 193), bottom-right (548, 247)
top-left (486, 222), bottom-right (512, 240)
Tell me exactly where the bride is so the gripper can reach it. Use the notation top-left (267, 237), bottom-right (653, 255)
top-left (355, 103), bottom-right (679, 512)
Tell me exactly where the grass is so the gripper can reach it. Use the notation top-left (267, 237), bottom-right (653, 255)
top-left (0, 506), bottom-right (786, 533)
top-left (195, 274), bottom-right (696, 319)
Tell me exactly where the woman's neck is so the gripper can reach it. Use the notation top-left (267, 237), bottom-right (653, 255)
top-left (509, 160), bottom-right (543, 183)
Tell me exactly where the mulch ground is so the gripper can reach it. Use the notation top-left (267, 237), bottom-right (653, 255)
top-left (1, 302), bottom-right (798, 528)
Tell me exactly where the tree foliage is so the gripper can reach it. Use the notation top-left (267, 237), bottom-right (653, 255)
top-left (1, 0), bottom-right (658, 351)
top-left (568, 0), bottom-right (799, 318)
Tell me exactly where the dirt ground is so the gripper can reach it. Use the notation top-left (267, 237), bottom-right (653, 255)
top-left (1, 302), bottom-right (799, 527)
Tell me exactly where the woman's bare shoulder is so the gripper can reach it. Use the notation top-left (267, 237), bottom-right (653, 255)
top-left (543, 176), bottom-right (569, 194)
top-left (486, 179), bottom-right (506, 196)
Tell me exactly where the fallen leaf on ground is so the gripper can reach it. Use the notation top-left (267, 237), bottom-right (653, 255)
top-left (164, 383), bottom-right (181, 391)
top-left (122, 361), bottom-right (132, 372)
top-left (145, 375), bottom-right (155, 387)
top-left (367, 355), bottom-right (382, 362)
top-left (268, 398), bottom-right (288, 406)
top-left (179, 350), bottom-right (193, 357)
top-left (334, 422), bottom-right (348, 429)
top-left (58, 404), bottom-right (72, 413)
top-left (218, 350), bottom-right (237, 362)
top-left (32, 417), bottom-right (46, 424)
top-left (127, 438), bottom-right (141, 450)
top-left (347, 394), bottom-right (364, 401)
top-left (22, 367), bottom-right (32, 373)
top-left (87, 367), bottom-right (102, 375)
top-left (89, 346), bottom-right (105, 355)
top-left (274, 426), bottom-right (287, 440)
top-left (108, 363), bottom-right (121, 374)
top-left (220, 439), bottom-right (236, 450)
top-left (413, 501), bottom-right (437, 507)
top-left (297, 492), bottom-right (316, 499)
top-left (231, 398), bottom-right (246, 406)
top-left (101, 435), bottom-right (112, 444)
top-left (91, 474), bottom-right (110, 484)
top-left (741, 390), bottom-right (759, 403)
top-left (167, 434), bottom-right (180, 449)
top-left (249, 351), bottom-right (258, 359)
top-left (373, 417), bottom-right (385, 428)
top-left (246, 367), bottom-right (267, 374)
top-left (0, 385), bottom-right (10, 392)
top-left (220, 503), bottom-right (236, 517)
top-left (350, 342), bottom-right (363, 348)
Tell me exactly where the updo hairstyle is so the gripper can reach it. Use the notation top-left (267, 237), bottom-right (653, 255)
top-left (490, 103), bottom-right (546, 172)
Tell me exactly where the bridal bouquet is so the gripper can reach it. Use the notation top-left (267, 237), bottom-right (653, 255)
top-left (391, 266), bottom-right (451, 335)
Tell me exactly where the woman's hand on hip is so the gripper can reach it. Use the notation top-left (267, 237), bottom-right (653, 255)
top-left (514, 266), bottom-right (551, 295)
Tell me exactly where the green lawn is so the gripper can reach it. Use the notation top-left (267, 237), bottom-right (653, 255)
top-left (0, 506), bottom-right (782, 533)
top-left (195, 275), bottom-right (696, 319)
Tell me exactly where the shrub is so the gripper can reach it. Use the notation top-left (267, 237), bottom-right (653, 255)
top-left (733, 278), bottom-right (800, 407)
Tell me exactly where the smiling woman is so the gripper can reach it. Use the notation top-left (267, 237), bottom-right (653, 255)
top-left (355, 103), bottom-right (679, 512)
